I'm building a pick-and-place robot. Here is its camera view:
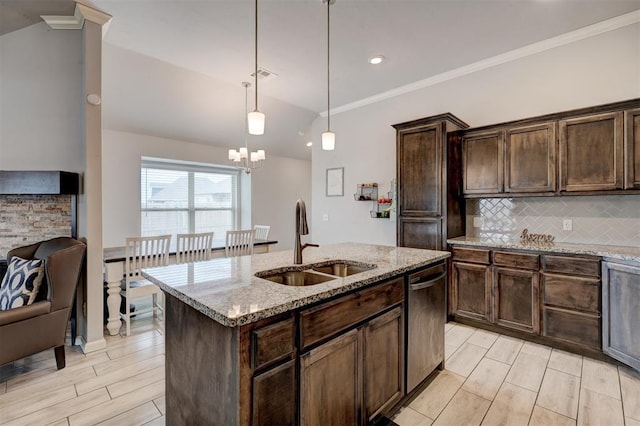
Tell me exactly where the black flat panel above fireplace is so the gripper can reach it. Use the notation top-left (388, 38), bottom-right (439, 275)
top-left (0, 171), bottom-right (79, 195)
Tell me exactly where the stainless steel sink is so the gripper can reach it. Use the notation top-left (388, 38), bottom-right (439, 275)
top-left (257, 270), bottom-right (335, 286)
top-left (256, 260), bottom-right (377, 286)
top-left (311, 261), bottom-right (377, 277)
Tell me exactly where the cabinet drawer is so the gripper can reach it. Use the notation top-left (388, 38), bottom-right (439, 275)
top-left (251, 318), bottom-right (296, 370)
top-left (300, 278), bottom-right (404, 350)
top-left (493, 251), bottom-right (539, 270)
top-left (542, 306), bottom-right (601, 350)
top-left (542, 255), bottom-right (600, 277)
top-left (542, 273), bottom-right (600, 313)
top-left (451, 247), bottom-right (490, 264)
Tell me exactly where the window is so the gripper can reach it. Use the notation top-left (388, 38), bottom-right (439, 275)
top-left (141, 159), bottom-right (240, 239)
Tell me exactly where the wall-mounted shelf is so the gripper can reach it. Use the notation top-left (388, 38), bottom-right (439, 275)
top-left (371, 193), bottom-right (392, 218)
top-left (354, 183), bottom-right (378, 201)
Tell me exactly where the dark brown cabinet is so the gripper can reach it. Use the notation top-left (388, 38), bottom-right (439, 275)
top-left (462, 129), bottom-right (504, 195)
top-left (602, 261), bottom-right (640, 371)
top-left (625, 108), bottom-right (640, 189)
top-left (253, 360), bottom-right (296, 426)
top-left (450, 247), bottom-right (492, 323)
top-left (559, 111), bottom-right (624, 192)
top-left (394, 114), bottom-right (468, 250)
top-left (505, 122), bottom-right (557, 193)
top-left (493, 267), bottom-right (539, 334)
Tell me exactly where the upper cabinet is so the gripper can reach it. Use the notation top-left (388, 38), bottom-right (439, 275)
top-left (461, 99), bottom-right (639, 197)
top-left (625, 108), bottom-right (640, 189)
top-left (559, 111), bottom-right (624, 192)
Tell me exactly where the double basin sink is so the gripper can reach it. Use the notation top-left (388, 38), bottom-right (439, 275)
top-left (255, 260), bottom-right (377, 286)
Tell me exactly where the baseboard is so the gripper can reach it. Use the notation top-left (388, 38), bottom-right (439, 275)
top-left (77, 335), bottom-right (107, 353)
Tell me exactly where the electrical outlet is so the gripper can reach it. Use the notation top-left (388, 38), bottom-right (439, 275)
top-left (473, 216), bottom-right (484, 228)
top-left (322, 213), bottom-right (329, 222)
top-left (563, 219), bottom-right (573, 231)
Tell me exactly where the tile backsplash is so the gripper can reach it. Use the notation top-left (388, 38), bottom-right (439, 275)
top-left (466, 195), bottom-right (640, 247)
top-left (0, 195), bottom-right (73, 257)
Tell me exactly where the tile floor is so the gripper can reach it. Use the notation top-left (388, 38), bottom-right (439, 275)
top-left (1, 317), bottom-right (639, 425)
top-left (393, 322), bottom-right (640, 426)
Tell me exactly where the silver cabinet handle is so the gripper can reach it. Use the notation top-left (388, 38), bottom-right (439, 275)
top-left (410, 272), bottom-right (446, 290)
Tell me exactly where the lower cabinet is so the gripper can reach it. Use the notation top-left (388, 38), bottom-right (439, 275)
top-left (252, 360), bottom-right (296, 426)
top-left (493, 267), bottom-right (539, 333)
top-left (602, 261), bottom-right (640, 371)
top-left (450, 261), bottom-right (492, 322)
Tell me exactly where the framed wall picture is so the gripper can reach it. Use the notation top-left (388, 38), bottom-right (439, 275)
top-left (326, 167), bottom-right (344, 197)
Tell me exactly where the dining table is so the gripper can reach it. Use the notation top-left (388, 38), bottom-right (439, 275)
top-left (103, 238), bottom-right (277, 336)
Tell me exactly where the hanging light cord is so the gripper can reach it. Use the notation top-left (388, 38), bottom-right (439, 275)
top-left (326, 0), bottom-right (331, 131)
top-left (244, 83), bottom-right (249, 151)
top-left (254, 0), bottom-right (259, 113)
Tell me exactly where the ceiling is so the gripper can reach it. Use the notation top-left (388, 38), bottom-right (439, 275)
top-left (3, 1), bottom-right (640, 160)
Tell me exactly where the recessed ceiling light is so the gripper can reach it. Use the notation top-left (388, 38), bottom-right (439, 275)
top-left (306, 142), bottom-right (313, 147)
top-left (369, 55), bottom-right (385, 65)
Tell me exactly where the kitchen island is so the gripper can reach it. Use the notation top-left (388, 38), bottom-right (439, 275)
top-left (142, 242), bottom-right (450, 425)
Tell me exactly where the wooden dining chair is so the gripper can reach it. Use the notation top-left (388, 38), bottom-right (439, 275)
top-left (253, 225), bottom-right (270, 240)
top-left (176, 232), bottom-right (214, 263)
top-left (225, 230), bottom-right (255, 257)
top-left (120, 234), bottom-right (171, 336)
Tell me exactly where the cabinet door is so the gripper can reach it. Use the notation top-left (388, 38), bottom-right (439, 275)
top-left (300, 329), bottom-right (361, 426)
top-left (252, 360), bottom-right (296, 426)
top-left (505, 122), bottom-right (557, 193)
top-left (363, 307), bottom-right (403, 422)
top-left (625, 108), bottom-right (640, 189)
top-left (397, 123), bottom-right (442, 216)
top-left (559, 111), bottom-right (624, 191)
top-left (450, 262), bottom-right (492, 322)
top-left (398, 216), bottom-right (442, 250)
top-left (493, 268), bottom-right (540, 333)
top-left (462, 129), bottom-right (504, 194)
top-left (603, 262), bottom-right (640, 371)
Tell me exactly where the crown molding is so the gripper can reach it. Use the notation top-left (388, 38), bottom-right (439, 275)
top-left (320, 9), bottom-right (640, 118)
top-left (41, 1), bottom-right (112, 36)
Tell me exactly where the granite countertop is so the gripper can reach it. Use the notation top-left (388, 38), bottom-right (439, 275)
top-left (447, 236), bottom-right (640, 263)
top-left (141, 242), bottom-right (449, 327)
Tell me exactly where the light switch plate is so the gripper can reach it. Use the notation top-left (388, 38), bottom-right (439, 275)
top-left (322, 213), bottom-right (329, 222)
top-left (473, 216), bottom-right (484, 228)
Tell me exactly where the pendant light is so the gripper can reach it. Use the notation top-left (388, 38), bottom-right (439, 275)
top-left (321, 0), bottom-right (335, 150)
top-left (228, 82), bottom-right (266, 173)
top-left (248, 0), bottom-right (265, 135)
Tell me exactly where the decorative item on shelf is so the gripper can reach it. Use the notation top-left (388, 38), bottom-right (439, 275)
top-left (228, 82), bottom-right (266, 174)
top-left (248, 0), bottom-right (265, 135)
top-left (354, 183), bottom-right (378, 201)
top-left (519, 228), bottom-right (555, 244)
top-left (321, 0), bottom-right (336, 150)
top-left (371, 192), bottom-right (393, 218)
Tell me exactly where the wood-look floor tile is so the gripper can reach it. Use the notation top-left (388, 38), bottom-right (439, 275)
top-left (445, 343), bottom-right (487, 378)
top-left (619, 366), bottom-right (640, 421)
top-left (409, 371), bottom-right (465, 419)
top-left (480, 382), bottom-right (537, 426)
top-left (444, 324), bottom-right (475, 347)
top-left (536, 368), bottom-right (580, 419)
top-left (547, 349), bottom-right (583, 377)
top-left (432, 389), bottom-right (490, 426)
top-left (106, 334), bottom-right (164, 360)
top-left (581, 358), bottom-right (620, 400)
top-left (0, 367), bottom-right (96, 409)
top-left (153, 396), bottom-right (166, 416)
top-left (444, 322), bottom-right (454, 333)
top-left (0, 385), bottom-right (77, 423)
top-left (107, 366), bottom-right (165, 399)
top-left (627, 417), bottom-right (640, 426)
top-left (444, 344), bottom-right (458, 361)
top-left (577, 388), bottom-right (624, 426)
top-left (393, 407), bottom-right (433, 426)
top-left (528, 405), bottom-right (575, 426)
top-left (95, 401), bottom-right (162, 426)
top-left (504, 352), bottom-right (548, 392)
top-left (3, 388), bottom-right (110, 426)
top-left (466, 329), bottom-right (499, 349)
top-left (93, 345), bottom-right (165, 376)
top-left (75, 355), bottom-right (164, 395)
top-left (47, 419), bottom-right (70, 426)
top-left (142, 416), bottom-right (165, 426)
top-left (462, 358), bottom-right (510, 400)
top-left (68, 379), bottom-right (164, 426)
top-left (1, 381), bottom-right (5, 394)
top-left (519, 341), bottom-right (551, 360)
top-left (485, 335), bottom-right (523, 365)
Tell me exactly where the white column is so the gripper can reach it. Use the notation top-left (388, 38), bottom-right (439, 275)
top-left (105, 262), bottom-right (124, 335)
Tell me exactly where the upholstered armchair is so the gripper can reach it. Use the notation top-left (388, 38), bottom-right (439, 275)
top-left (0, 237), bottom-right (86, 369)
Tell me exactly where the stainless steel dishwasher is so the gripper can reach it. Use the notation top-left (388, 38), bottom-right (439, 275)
top-left (405, 260), bottom-right (447, 393)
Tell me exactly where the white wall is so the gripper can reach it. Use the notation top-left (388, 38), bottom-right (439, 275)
top-left (311, 24), bottom-right (640, 246)
top-left (0, 23), bottom-right (83, 171)
top-left (102, 129), bottom-right (311, 250)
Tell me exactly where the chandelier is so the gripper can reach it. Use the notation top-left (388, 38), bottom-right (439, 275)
top-left (228, 82), bottom-right (265, 174)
